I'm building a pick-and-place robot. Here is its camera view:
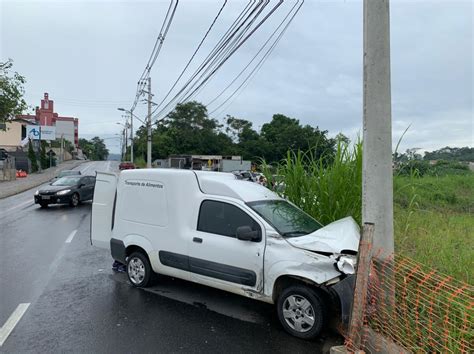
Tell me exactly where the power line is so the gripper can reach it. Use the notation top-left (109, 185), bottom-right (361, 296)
top-left (179, 0), bottom-right (283, 103)
top-left (153, 0), bottom-right (229, 112)
top-left (151, 0), bottom-right (284, 122)
top-left (129, 0), bottom-right (179, 112)
top-left (208, 0), bottom-right (304, 115)
top-left (150, 0), bottom-right (258, 118)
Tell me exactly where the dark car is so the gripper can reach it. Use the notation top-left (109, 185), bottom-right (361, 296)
top-left (119, 161), bottom-right (136, 170)
top-left (34, 175), bottom-right (96, 208)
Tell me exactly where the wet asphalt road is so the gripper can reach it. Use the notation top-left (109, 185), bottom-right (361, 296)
top-left (0, 161), bottom-right (342, 353)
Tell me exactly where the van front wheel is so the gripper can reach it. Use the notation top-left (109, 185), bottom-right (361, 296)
top-left (276, 285), bottom-right (326, 340)
top-left (127, 252), bottom-right (152, 288)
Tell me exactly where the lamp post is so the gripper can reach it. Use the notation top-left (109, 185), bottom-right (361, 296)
top-left (118, 108), bottom-right (146, 164)
top-left (116, 121), bottom-right (130, 160)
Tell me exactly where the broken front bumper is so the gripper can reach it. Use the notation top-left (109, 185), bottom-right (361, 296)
top-left (329, 274), bottom-right (355, 332)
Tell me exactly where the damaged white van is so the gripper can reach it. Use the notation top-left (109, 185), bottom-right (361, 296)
top-left (91, 169), bottom-right (359, 339)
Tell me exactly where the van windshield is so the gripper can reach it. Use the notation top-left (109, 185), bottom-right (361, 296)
top-left (247, 200), bottom-right (322, 238)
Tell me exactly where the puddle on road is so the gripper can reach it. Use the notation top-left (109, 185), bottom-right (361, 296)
top-left (109, 272), bottom-right (274, 325)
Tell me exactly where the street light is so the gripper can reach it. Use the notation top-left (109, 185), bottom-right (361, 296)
top-left (118, 107), bottom-right (146, 165)
top-left (116, 121), bottom-right (129, 160)
top-left (118, 108), bottom-right (149, 166)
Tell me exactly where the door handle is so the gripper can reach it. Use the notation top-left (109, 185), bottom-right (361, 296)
top-left (193, 237), bottom-right (203, 244)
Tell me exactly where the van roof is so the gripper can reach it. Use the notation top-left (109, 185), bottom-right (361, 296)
top-left (120, 169), bottom-right (281, 203)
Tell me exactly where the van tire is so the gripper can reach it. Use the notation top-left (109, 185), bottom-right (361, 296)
top-left (126, 252), bottom-right (152, 288)
top-left (276, 285), bottom-right (326, 340)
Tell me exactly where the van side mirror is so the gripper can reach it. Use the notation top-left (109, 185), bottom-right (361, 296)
top-left (236, 226), bottom-right (260, 242)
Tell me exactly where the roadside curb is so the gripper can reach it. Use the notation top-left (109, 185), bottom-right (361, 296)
top-left (0, 160), bottom-right (87, 199)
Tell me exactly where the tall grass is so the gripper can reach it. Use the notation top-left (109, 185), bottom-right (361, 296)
top-left (262, 140), bottom-right (362, 226)
top-left (261, 142), bottom-right (473, 282)
top-left (133, 156), bottom-right (147, 168)
top-left (393, 173), bottom-right (474, 282)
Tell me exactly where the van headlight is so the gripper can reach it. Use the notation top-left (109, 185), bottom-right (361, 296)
top-left (35, 190), bottom-right (39, 195)
top-left (56, 189), bottom-right (71, 195)
top-left (336, 255), bottom-right (357, 275)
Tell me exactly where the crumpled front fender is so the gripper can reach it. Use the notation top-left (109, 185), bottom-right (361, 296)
top-left (328, 274), bottom-right (355, 333)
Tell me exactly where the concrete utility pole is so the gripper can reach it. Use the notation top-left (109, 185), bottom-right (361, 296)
top-left (121, 128), bottom-right (126, 161)
top-left (362, 0), bottom-right (394, 258)
top-left (130, 109), bottom-right (134, 164)
top-left (123, 115), bottom-right (128, 156)
top-left (147, 77), bottom-right (152, 168)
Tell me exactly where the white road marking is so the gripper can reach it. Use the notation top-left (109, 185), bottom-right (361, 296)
top-left (80, 163), bottom-right (92, 173)
top-left (0, 303), bottom-right (30, 346)
top-left (65, 229), bottom-right (77, 243)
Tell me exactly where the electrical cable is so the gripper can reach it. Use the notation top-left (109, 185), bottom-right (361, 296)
top-left (153, 0), bottom-right (229, 112)
top-left (129, 0), bottom-right (179, 112)
top-left (208, 0), bottom-right (304, 115)
top-left (179, 0), bottom-right (283, 103)
top-left (150, 0), bottom-right (261, 118)
top-left (151, 0), bottom-right (283, 121)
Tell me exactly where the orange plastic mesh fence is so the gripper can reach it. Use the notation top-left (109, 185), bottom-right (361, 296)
top-left (345, 254), bottom-right (473, 353)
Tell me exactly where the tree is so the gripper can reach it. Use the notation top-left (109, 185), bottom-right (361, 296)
top-left (90, 137), bottom-right (109, 160)
top-left (40, 141), bottom-right (48, 169)
top-left (79, 137), bottom-right (109, 160)
top-left (225, 115), bottom-right (253, 143)
top-left (260, 114), bottom-right (335, 163)
top-left (130, 101), bottom-right (337, 165)
top-left (27, 139), bottom-right (38, 173)
top-left (424, 146), bottom-right (474, 162)
top-left (0, 59), bottom-right (29, 129)
top-left (134, 101), bottom-right (235, 159)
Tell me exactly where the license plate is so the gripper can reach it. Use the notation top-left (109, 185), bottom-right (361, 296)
top-left (42, 196), bottom-right (50, 200)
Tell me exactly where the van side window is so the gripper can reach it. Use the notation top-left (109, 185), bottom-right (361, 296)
top-left (197, 200), bottom-right (261, 239)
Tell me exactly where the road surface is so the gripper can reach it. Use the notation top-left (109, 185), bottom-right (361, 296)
top-left (0, 161), bottom-right (342, 353)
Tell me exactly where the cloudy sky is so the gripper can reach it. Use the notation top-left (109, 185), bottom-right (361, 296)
top-left (1, 0), bottom-right (472, 154)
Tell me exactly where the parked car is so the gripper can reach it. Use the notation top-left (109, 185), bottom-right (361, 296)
top-left (91, 169), bottom-right (359, 340)
top-left (231, 170), bottom-right (254, 181)
top-left (50, 169), bottom-right (81, 182)
top-left (119, 161), bottom-right (136, 170)
top-left (35, 175), bottom-right (96, 208)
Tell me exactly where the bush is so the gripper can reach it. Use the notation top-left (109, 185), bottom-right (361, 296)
top-left (396, 159), bottom-right (470, 177)
top-left (27, 139), bottom-right (38, 173)
top-left (262, 140), bottom-right (362, 225)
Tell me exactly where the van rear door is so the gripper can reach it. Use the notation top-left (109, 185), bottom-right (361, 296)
top-left (91, 172), bottom-right (117, 248)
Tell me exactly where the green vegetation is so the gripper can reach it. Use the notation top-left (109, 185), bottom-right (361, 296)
top-left (27, 139), bottom-right (38, 172)
top-left (396, 159), bottom-right (470, 177)
top-left (0, 59), bottom-right (29, 129)
top-left (262, 140), bottom-right (362, 226)
top-left (39, 141), bottom-right (48, 170)
top-left (424, 146), bottom-right (474, 162)
top-left (394, 173), bottom-right (473, 282)
top-left (79, 137), bottom-right (109, 161)
top-left (264, 145), bottom-right (473, 282)
top-left (131, 101), bottom-right (335, 163)
top-left (133, 156), bottom-right (146, 168)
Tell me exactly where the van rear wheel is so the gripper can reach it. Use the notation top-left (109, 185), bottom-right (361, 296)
top-left (127, 252), bottom-right (152, 288)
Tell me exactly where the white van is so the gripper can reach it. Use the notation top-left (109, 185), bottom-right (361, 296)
top-left (91, 169), bottom-right (359, 339)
